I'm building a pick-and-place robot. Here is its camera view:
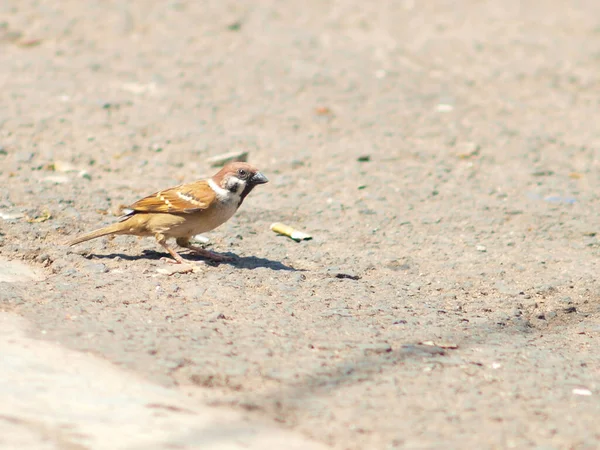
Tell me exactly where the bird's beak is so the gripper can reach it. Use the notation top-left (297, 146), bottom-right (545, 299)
top-left (251, 172), bottom-right (269, 185)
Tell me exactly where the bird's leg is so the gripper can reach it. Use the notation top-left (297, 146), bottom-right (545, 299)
top-left (176, 237), bottom-right (233, 262)
top-left (155, 233), bottom-right (192, 266)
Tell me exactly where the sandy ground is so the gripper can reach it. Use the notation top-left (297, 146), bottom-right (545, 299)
top-left (1, 0), bottom-right (600, 448)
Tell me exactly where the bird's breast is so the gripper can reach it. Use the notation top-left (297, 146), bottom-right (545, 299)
top-left (165, 197), bottom-right (240, 238)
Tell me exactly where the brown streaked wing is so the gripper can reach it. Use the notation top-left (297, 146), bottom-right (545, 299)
top-left (128, 180), bottom-right (215, 214)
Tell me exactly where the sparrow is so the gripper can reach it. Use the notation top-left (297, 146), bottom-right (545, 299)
top-left (67, 162), bottom-right (268, 265)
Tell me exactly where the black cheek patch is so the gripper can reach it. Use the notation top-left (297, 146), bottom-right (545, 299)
top-left (238, 184), bottom-right (255, 206)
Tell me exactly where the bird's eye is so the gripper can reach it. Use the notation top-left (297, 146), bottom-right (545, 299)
top-left (237, 169), bottom-right (247, 178)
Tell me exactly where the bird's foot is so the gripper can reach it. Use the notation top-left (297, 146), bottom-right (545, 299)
top-left (184, 246), bottom-right (234, 262)
top-left (158, 257), bottom-right (203, 274)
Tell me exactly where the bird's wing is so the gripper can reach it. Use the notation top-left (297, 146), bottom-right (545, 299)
top-left (128, 180), bottom-right (216, 214)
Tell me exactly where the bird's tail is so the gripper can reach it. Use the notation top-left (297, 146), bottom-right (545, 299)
top-left (67, 222), bottom-right (128, 246)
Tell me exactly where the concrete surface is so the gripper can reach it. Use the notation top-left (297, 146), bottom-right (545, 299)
top-left (2, 1), bottom-right (600, 449)
top-left (0, 312), bottom-right (326, 450)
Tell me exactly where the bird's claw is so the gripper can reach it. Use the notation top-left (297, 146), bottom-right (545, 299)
top-left (158, 257), bottom-right (203, 274)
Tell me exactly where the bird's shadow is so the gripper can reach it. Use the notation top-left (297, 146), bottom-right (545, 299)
top-left (86, 249), bottom-right (299, 272)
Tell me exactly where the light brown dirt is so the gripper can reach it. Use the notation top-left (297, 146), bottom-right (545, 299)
top-left (1, 1), bottom-right (600, 448)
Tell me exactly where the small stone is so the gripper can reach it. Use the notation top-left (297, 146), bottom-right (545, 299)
top-left (494, 281), bottom-right (520, 296)
top-left (44, 175), bottom-right (70, 184)
top-left (421, 341), bottom-right (459, 350)
top-left (36, 253), bottom-right (51, 263)
top-left (386, 260), bottom-right (411, 271)
top-left (15, 151), bottom-right (34, 162)
top-left (536, 284), bottom-right (556, 295)
top-left (408, 282), bottom-right (422, 291)
top-left (513, 317), bottom-right (533, 331)
top-left (0, 211), bottom-right (24, 221)
top-left (400, 344), bottom-right (445, 356)
top-left (335, 272), bottom-right (360, 280)
top-left (52, 160), bottom-right (78, 172)
top-left (572, 388), bottom-right (592, 396)
top-left (358, 343), bottom-right (392, 355)
top-left (310, 342), bottom-right (348, 351)
top-left (531, 169), bottom-right (554, 177)
top-left (359, 209), bottom-right (376, 215)
top-left (207, 150), bottom-right (248, 167)
top-left (149, 143), bottom-right (163, 152)
top-left (208, 312), bottom-right (226, 322)
top-left (315, 106), bottom-right (332, 116)
top-left (436, 103), bottom-right (454, 112)
top-left (84, 262), bottom-right (109, 273)
top-left (293, 273), bottom-right (306, 282)
top-left (496, 312), bottom-right (511, 323)
top-left (227, 21), bottom-right (242, 31)
top-left (191, 234), bottom-right (210, 244)
top-left (454, 142), bottom-right (480, 159)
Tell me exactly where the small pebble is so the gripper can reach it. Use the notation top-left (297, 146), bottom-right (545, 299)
top-left (15, 151), bottom-right (34, 162)
top-left (293, 273), bottom-right (306, 282)
top-left (208, 312), bottom-right (226, 322)
top-left (84, 263), bottom-right (109, 274)
top-left (335, 272), bottom-right (360, 280)
top-left (358, 343), bottom-right (392, 354)
top-left (408, 282), bottom-right (422, 291)
top-left (536, 284), bottom-right (556, 295)
top-left (572, 388), bottom-right (592, 396)
top-left (207, 150), bottom-right (248, 167)
top-left (496, 312), bottom-right (511, 323)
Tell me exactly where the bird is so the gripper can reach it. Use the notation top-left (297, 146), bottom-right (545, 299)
top-left (67, 162), bottom-right (268, 266)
